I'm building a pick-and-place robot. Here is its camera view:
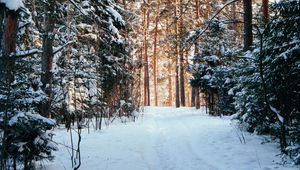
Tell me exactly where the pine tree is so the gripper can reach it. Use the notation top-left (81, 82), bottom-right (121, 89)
top-left (0, 2), bottom-right (57, 169)
top-left (233, 0), bottom-right (300, 164)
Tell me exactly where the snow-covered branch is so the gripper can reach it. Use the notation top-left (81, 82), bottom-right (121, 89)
top-left (68, 0), bottom-right (88, 16)
top-left (11, 49), bottom-right (42, 59)
top-left (53, 41), bottom-right (74, 55)
top-left (11, 41), bottom-right (74, 59)
top-left (269, 105), bottom-right (284, 123)
top-left (184, 0), bottom-right (241, 49)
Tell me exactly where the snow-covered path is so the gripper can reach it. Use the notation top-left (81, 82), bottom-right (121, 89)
top-left (44, 107), bottom-right (297, 170)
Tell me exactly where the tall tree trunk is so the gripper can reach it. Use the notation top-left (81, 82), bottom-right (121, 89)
top-left (179, 0), bottom-right (185, 107)
top-left (168, 57), bottom-right (173, 107)
top-left (41, 1), bottom-right (55, 118)
top-left (166, 19), bottom-right (173, 107)
top-left (243, 0), bottom-right (253, 51)
top-left (195, 0), bottom-right (200, 25)
top-left (191, 88), bottom-right (196, 107)
top-left (191, 0), bottom-right (200, 107)
top-left (191, 87), bottom-right (196, 107)
top-left (153, 1), bottom-right (160, 106)
top-left (204, 0), bottom-right (210, 20)
top-left (0, 10), bottom-right (18, 84)
top-left (146, 1), bottom-right (151, 106)
top-left (143, 8), bottom-right (147, 106)
top-left (123, 0), bottom-right (127, 10)
top-left (143, 3), bottom-right (151, 106)
top-left (195, 88), bottom-right (200, 109)
top-left (193, 42), bottom-right (201, 109)
top-left (262, 0), bottom-right (269, 23)
top-left (0, 7), bottom-right (18, 169)
top-left (185, 49), bottom-right (189, 106)
top-left (175, 0), bottom-right (180, 108)
top-left (231, 2), bottom-right (238, 33)
top-left (138, 48), bottom-right (143, 107)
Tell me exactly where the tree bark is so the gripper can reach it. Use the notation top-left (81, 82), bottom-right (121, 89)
top-left (143, 8), bottom-right (147, 106)
top-left (168, 57), bottom-right (173, 107)
top-left (262, 0), bottom-right (269, 23)
top-left (195, 0), bottom-right (200, 25)
top-left (204, 0), bottom-right (210, 20)
top-left (143, 2), bottom-right (151, 106)
top-left (195, 88), bottom-right (200, 109)
top-left (166, 19), bottom-right (173, 107)
top-left (243, 0), bottom-right (253, 51)
top-left (153, 1), bottom-right (160, 106)
top-left (179, 0), bottom-right (185, 107)
top-left (0, 10), bottom-right (18, 84)
top-left (191, 0), bottom-right (200, 107)
top-left (41, 0), bottom-right (55, 118)
top-left (175, 0), bottom-right (180, 108)
top-left (231, 2), bottom-right (238, 33)
top-left (192, 42), bottom-right (201, 109)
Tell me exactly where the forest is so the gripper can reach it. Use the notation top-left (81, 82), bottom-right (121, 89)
top-left (0, 0), bottom-right (299, 169)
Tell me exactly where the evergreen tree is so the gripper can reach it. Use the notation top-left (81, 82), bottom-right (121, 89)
top-left (233, 0), bottom-right (300, 164)
top-left (0, 1), bottom-right (57, 169)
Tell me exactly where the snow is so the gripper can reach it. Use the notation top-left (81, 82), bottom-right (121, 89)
top-left (270, 105), bottom-right (284, 123)
top-left (77, 23), bottom-right (93, 33)
top-left (9, 112), bottom-right (56, 126)
top-left (17, 142), bottom-right (27, 152)
top-left (203, 74), bottom-right (211, 80)
top-left (187, 30), bottom-right (196, 40)
top-left (228, 88), bottom-right (234, 95)
top-left (41, 107), bottom-right (297, 170)
top-left (225, 77), bottom-right (231, 84)
top-left (119, 100), bottom-right (126, 107)
top-left (204, 55), bottom-right (220, 63)
top-left (0, 0), bottom-right (24, 11)
top-left (14, 49), bottom-right (41, 57)
top-left (108, 18), bottom-right (119, 35)
top-left (88, 80), bottom-right (97, 97)
top-left (106, 6), bottom-right (125, 26)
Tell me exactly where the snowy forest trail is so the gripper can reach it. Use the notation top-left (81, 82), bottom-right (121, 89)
top-left (44, 107), bottom-right (297, 170)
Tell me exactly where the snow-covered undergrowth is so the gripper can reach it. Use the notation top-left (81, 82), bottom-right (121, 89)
top-left (40, 107), bottom-right (298, 170)
top-left (0, 0), bottom-right (24, 10)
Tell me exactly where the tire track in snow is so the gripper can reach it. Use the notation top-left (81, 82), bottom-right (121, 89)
top-left (150, 109), bottom-right (217, 170)
top-left (177, 117), bottom-right (219, 170)
top-left (138, 111), bottom-right (173, 170)
top-left (152, 112), bottom-right (174, 170)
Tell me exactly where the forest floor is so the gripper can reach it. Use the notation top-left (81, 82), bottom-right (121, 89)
top-left (42, 107), bottom-right (298, 170)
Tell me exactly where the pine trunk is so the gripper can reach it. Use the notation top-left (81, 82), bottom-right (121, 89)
top-left (243, 0), bottom-right (253, 51)
top-left (191, 88), bottom-right (196, 107)
top-left (153, 1), bottom-right (160, 106)
top-left (41, 1), bottom-right (55, 118)
top-left (231, 2), bottom-right (238, 33)
top-left (143, 4), bottom-right (151, 106)
top-left (175, 0), bottom-right (180, 108)
top-left (166, 19), bottom-right (173, 107)
top-left (168, 60), bottom-right (173, 107)
top-left (191, 1), bottom-right (200, 107)
top-left (195, 88), bottom-right (200, 109)
top-left (262, 0), bottom-right (269, 23)
top-left (204, 0), bottom-right (210, 20)
top-left (195, 0), bottom-right (200, 24)
top-left (0, 10), bottom-right (18, 84)
top-left (179, 0), bottom-right (185, 107)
